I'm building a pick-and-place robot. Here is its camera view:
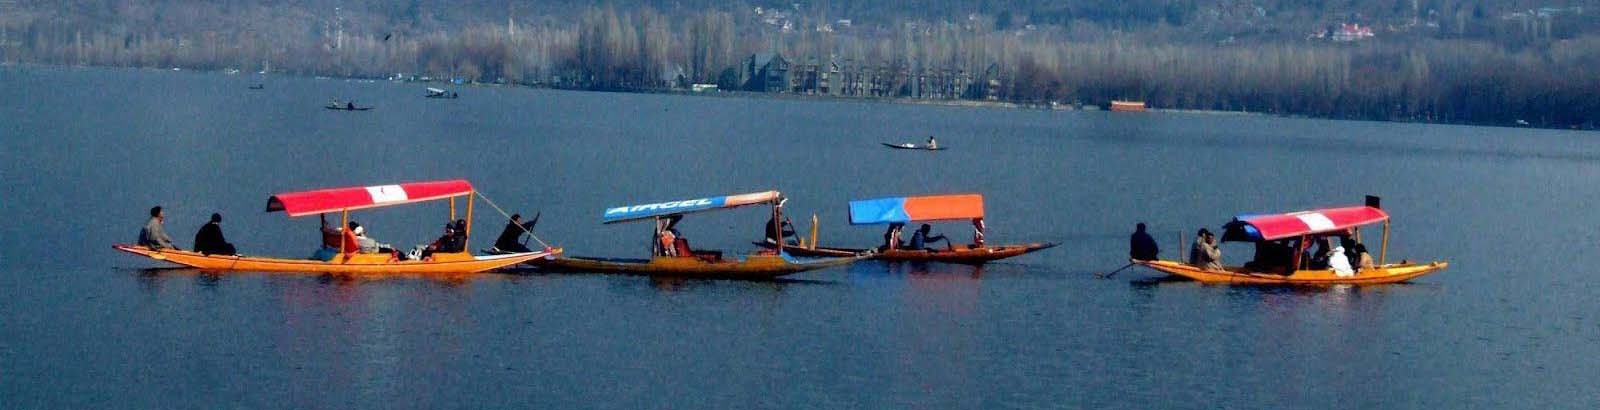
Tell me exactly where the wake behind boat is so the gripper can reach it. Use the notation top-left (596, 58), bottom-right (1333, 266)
top-left (116, 180), bottom-right (560, 275)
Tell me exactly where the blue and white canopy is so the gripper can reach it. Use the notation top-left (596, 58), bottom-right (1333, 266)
top-left (602, 191), bottom-right (783, 224)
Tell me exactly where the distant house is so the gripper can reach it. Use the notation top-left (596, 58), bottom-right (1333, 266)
top-left (1332, 23), bottom-right (1375, 41)
top-left (742, 52), bottom-right (790, 93)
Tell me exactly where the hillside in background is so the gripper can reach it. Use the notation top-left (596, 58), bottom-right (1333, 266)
top-left (2, 0), bottom-right (1596, 128)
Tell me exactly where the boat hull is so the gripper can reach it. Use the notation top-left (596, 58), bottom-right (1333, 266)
top-left (531, 254), bottom-right (864, 279)
top-left (114, 244), bottom-right (556, 275)
top-left (755, 242), bottom-right (1054, 263)
top-left (882, 142), bottom-right (946, 151)
top-left (750, 242), bottom-right (867, 258)
top-left (875, 243), bottom-right (1055, 263)
top-left (1135, 259), bottom-right (1447, 285)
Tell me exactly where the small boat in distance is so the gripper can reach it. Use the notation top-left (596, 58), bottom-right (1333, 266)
top-left (1109, 100), bottom-right (1147, 112)
top-left (532, 191), bottom-right (864, 279)
top-left (759, 194), bottom-right (1056, 264)
top-left (115, 180), bottom-right (560, 274)
top-left (1134, 196), bottom-right (1447, 285)
top-left (325, 100), bottom-right (373, 111)
top-left (882, 142), bottom-right (947, 150)
top-left (425, 87), bottom-right (459, 99)
top-left (247, 84), bottom-right (264, 90)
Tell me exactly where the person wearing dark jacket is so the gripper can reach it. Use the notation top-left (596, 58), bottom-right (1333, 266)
top-left (193, 213), bottom-right (237, 255)
top-left (1129, 223), bottom-right (1159, 261)
top-left (764, 215), bottom-right (796, 245)
top-left (421, 223), bottom-right (466, 260)
top-left (493, 213), bottom-right (538, 253)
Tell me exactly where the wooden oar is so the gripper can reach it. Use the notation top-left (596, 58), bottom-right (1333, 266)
top-left (519, 211), bottom-right (541, 247)
top-left (1096, 262), bottom-right (1136, 278)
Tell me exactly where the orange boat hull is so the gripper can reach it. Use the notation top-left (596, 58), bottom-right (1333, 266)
top-left (1136, 259), bottom-right (1447, 285)
top-left (877, 243), bottom-right (1055, 264)
top-left (531, 253), bottom-right (864, 279)
top-left (114, 244), bottom-right (558, 275)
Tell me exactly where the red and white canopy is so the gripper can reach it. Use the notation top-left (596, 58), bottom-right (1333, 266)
top-left (265, 180), bottom-right (473, 217)
top-left (1235, 206), bottom-right (1389, 241)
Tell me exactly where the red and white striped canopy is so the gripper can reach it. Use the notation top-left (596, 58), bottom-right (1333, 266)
top-left (1236, 206), bottom-right (1389, 241)
top-left (265, 180), bottom-right (473, 217)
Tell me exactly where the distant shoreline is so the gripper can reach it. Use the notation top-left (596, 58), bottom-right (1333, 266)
top-left (5, 62), bottom-right (1584, 132)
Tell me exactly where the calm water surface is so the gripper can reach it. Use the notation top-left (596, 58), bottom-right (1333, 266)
top-left (3, 66), bottom-right (1598, 409)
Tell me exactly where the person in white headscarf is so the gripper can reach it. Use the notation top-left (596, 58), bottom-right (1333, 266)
top-left (1328, 245), bottom-right (1354, 277)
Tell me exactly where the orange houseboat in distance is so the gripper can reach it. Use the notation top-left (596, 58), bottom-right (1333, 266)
top-left (1109, 100), bottom-right (1147, 112)
top-left (1136, 196), bottom-right (1447, 285)
top-left (114, 180), bottom-right (560, 275)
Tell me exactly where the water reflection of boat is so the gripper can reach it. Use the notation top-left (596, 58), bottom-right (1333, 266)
top-left (1136, 196), bottom-right (1447, 285)
top-left (532, 190), bottom-right (864, 279)
top-left (115, 180), bottom-right (558, 275)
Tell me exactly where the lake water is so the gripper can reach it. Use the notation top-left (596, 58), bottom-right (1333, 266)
top-left (3, 65), bottom-right (1598, 409)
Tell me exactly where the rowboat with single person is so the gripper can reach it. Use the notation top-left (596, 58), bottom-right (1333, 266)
top-left (114, 180), bottom-right (559, 274)
top-left (1133, 196), bottom-right (1447, 285)
top-left (882, 142), bottom-right (946, 151)
top-left (758, 194), bottom-right (1055, 264)
top-left (532, 190), bottom-right (864, 279)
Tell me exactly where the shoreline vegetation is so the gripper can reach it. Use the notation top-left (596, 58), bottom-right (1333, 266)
top-left (3, 1), bottom-right (1596, 130)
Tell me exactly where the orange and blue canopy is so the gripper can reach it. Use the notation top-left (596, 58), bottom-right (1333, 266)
top-left (849, 194), bottom-right (984, 225)
top-left (602, 191), bottom-right (782, 224)
top-left (265, 179), bottom-right (474, 217)
top-left (1223, 206), bottom-right (1389, 241)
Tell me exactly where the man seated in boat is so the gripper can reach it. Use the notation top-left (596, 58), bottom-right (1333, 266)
top-left (970, 218), bottom-right (986, 248)
top-left (138, 206), bottom-right (180, 250)
top-left (1243, 238), bottom-right (1297, 274)
top-left (1353, 244), bottom-right (1375, 271)
top-left (350, 223), bottom-right (396, 256)
top-left (926, 136), bottom-right (938, 149)
top-left (192, 213), bottom-right (237, 256)
top-left (879, 223), bottom-right (906, 251)
top-left (420, 223), bottom-right (466, 260)
top-left (908, 224), bottom-right (950, 251)
top-left (764, 214), bottom-right (797, 245)
top-left (1188, 229), bottom-right (1222, 271)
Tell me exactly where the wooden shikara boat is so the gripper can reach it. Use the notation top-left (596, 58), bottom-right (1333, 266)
top-left (533, 253), bottom-right (863, 280)
top-left (534, 190), bottom-right (862, 279)
top-left (875, 243), bottom-right (1056, 264)
top-left (1135, 259), bottom-right (1448, 285)
top-left (759, 193), bottom-right (1055, 264)
top-left (116, 179), bottom-right (559, 275)
top-left (752, 242), bottom-right (1056, 264)
top-left (1136, 196), bottom-right (1446, 285)
top-left (114, 244), bottom-right (552, 274)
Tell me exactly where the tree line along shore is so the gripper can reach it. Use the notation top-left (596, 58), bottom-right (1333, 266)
top-left (3, 2), bottom-right (1596, 129)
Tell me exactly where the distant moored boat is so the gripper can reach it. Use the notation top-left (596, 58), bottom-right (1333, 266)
top-left (1110, 100), bottom-right (1147, 112)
